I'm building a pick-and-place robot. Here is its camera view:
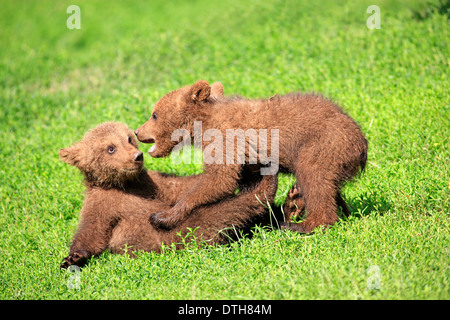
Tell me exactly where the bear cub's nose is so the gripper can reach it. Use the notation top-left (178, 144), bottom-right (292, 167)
top-left (134, 151), bottom-right (143, 162)
top-left (134, 129), bottom-right (139, 136)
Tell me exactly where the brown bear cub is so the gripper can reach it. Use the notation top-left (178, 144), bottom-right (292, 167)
top-left (59, 122), bottom-right (278, 268)
top-left (135, 80), bottom-right (368, 233)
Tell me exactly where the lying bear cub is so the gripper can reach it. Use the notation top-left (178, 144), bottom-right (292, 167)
top-left (135, 80), bottom-right (367, 233)
top-left (59, 122), bottom-right (279, 269)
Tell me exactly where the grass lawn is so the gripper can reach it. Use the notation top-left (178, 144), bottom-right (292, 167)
top-left (0, 0), bottom-right (448, 300)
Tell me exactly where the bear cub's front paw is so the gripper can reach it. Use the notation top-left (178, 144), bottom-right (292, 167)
top-left (60, 250), bottom-right (89, 269)
top-left (149, 211), bottom-right (181, 230)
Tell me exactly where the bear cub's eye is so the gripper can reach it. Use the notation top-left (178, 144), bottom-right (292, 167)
top-left (128, 136), bottom-right (133, 144)
top-left (107, 146), bottom-right (115, 154)
top-left (151, 112), bottom-right (158, 121)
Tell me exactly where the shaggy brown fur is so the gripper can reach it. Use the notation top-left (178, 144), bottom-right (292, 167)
top-left (135, 80), bottom-right (367, 234)
top-left (59, 122), bottom-right (278, 269)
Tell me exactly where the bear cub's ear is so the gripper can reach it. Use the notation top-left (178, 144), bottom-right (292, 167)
top-left (210, 82), bottom-right (224, 99)
top-left (190, 80), bottom-right (211, 103)
top-left (59, 143), bottom-right (83, 168)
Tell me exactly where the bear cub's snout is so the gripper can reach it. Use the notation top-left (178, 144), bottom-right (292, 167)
top-left (134, 151), bottom-right (144, 162)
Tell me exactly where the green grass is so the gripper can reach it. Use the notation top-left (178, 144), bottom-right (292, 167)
top-left (0, 0), bottom-right (448, 300)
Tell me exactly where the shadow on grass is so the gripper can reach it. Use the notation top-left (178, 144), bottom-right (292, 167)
top-left (264, 190), bottom-right (393, 230)
top-left (344, 191), bottom-right (392, 219)
top-left (411, 0), bottom-right (449, 20)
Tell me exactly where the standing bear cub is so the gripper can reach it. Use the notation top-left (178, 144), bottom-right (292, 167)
top-left (59, 122), bottom-right (278, 268)
top-left (135, 81), bottom-right (368, 234)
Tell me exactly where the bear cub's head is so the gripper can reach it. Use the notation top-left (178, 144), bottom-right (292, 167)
top-left (59, 122), bottom-right (144, 188)
top-left (135, 80), bottom-right (223, 158)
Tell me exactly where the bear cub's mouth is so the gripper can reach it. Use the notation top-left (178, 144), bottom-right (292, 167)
top-left (137, 136), bottom-right (156, 154)
top-left (140, 138), bottom-right (155, 144)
